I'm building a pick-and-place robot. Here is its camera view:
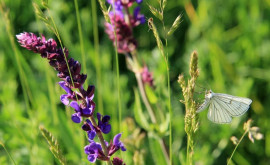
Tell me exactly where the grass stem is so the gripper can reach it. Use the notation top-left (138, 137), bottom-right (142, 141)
top-left (227, 130), bottom-right (248, 165)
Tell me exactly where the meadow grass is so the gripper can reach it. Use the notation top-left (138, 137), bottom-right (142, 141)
top-left (0, 0), bottom-right (268, 164)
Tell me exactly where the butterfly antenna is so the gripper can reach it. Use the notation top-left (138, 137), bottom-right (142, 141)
top-left (195, 83), bottom-right (207, 90)
top-left (205, 82), bottom-right (211, 90)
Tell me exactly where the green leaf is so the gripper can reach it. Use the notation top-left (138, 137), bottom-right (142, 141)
top-left (145, 85), bottom-right (158, 104)
top-left (133, 88), bottom-right (150, 130)
top-left (159, 113), bottom-right (170, 134)
top-left (148, 134), bottom-right (168, 165)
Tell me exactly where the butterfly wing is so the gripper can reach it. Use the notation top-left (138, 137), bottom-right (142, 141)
top-left (212, 93), bottom-right (252, 117)
top-left (207, 99), bottom-right (232, 124)
top-left (197, 98), bottom-right (211, 113)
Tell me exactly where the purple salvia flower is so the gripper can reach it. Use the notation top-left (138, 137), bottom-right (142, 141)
top-left (69, 96), bottom-right (95, 123)
top-left (71, 112), bottom-right (82, 123)
top-left (113, 133), bottom-right (126, 151)
top-left (133, 7), bottom-right (145, 26)
top-left (108, 133), bottom-right (126, 156)
top-left (112, 157), bottom-right (126, 165)
top-left (141, 66), bottom-right (154, 87)
top-left (97, 113), bottom-right (111, 134)
top-left (59, 81), bottom-right (73, 105)
top-left (105, 0), bottom-right (144, 54)
top-left (84, 141), bottom-right (103, 163)
top-left (107, 0), bottom-right (123, 11)
top-left (70, 101), bottom-right (82, 123)
top-left (105, 13), bottom-right (137, 53)
top-left (82, 119), bottom-right (97, 140)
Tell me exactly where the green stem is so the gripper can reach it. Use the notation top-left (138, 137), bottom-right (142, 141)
top-left (0, 141), bottom-right (17, 165)
top-left (135, 73), bottom-right (157, 123)
top-left (46, 8), bottom-right (79, 101)
top-left (167, 67), bottom-right (172, 165)
top-left (74, 0), bottom-right (87, 74)
top-left (91, 0), bottom-right (104, 114)
top-left (163, 23), bottom-right (172, 165)
top-left (112, 2), bottom-right (122, 132)
top-left (186, 135), bottom-right (190, 165)
top-left (227, 130), bottom-right (248, 165)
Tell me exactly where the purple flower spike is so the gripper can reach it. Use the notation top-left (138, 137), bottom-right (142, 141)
top-left (113, 133), bottom-right (126, 151)
top-left (97, 113), bottom-right (111, 134)
top-left (105, 0), bottom-right (144, 54)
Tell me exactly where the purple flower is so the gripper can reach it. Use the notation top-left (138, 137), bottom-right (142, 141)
top-left (82, 119), bottom-right (96, 140)
top-left (105, 0), bottom-right (144, 54)
top-left (59, 81), bottom-right (73, 105)
top-left (105, 13), bottom-right (137, 54)
top-left (69, 96), bottom-right (95, 123)
top-left (112, 157), bottom-right (126, 165)
top-left (84, 141), bottom-right (103, 163)
top-left (107, 0), bottom-right (123, 11)
top-left (97, 113), bottom-right (111, 134)
top-left (113, 133), bottom-right (126, 151)
top-left (71, 112), bottom-right (82, 123)
top-left (141, 66), bottom-right (154, 87)
top-left (108, 133), bottom-right (126, 156)
top-left (133, 7), bottom-right (145, 26)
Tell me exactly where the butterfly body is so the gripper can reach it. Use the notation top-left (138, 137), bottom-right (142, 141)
top-left (197, 90), bottom-right (252, 124)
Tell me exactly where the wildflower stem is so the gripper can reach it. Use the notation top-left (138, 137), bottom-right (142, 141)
top-left (112, 2), bottom-right (122, 132)
top-left (167, 68), bottom-right (172, 165)
top-left (89, 116), bottom-right (112, 165)
top-left (148, 17), bottom-right (172, 164)
top-left (91, 0), bottom-right (104, 114)
top-left (46, 7), bottom-right (79, 102)
top-left (134, 64), bottom-right (169, 164)
top-left (227, 130), bottom-right (248, 165)
top-left (74, 0), bottom-right (87, 73)
top-left (135, 72), bottom-right (157, 123)
top-left (0, 141), bottom-right (17, 165)
top-left (162, 17), bottom-right (172, 165)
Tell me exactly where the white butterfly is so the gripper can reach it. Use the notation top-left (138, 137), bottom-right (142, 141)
top-left (197, 90), bottom-right (252, 124)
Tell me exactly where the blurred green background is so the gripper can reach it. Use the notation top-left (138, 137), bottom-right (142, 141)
top-left (0, 0), bottom-right (269, 164)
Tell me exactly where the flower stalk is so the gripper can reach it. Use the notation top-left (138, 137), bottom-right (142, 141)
top-left (227, 119), bottom-right (263, 165)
